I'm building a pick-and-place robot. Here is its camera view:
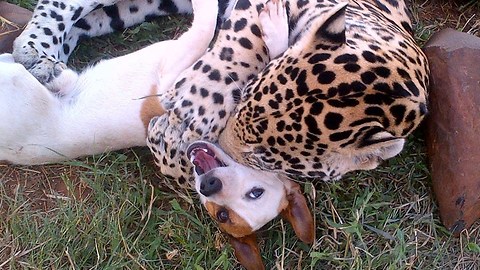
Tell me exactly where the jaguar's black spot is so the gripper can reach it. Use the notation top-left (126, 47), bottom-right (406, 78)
top-left (50, 10), bottom-right (63, 21)
top-left (158, 0), bottom-right (179, 13)
top-left (202, 64), bottom-right (212, 73)
top-left (317, 71), bottom-right (336, 84)
top-left (63, 44), bottom-right (70, 54)
top-left (334, 54), bottom-right (358, 64)
top-left (209, 70), bottom-right (221, 81)
top-left (175, 78), bottom-right (186, 89)
top-left (198, 106), bottom-right (205, 116)
top-left (212, 93), bottom-right (224, 104)
top-left (220, 47), bottom-right (234, 61)
top-left (235, 0), bottom-right (252, 10)
top-left (390, 104), bottom-right (406, 125)
top-left (71, 7), bottom-right (83, 21)
top-left (221, 19), bottom-right (232, 30)
top-left (344, 63), bottom-right (361, 72)
top-left (362, 51), bottom-right (377, 63)
top-left (104, 5), bottom-right (125, 30)
top-left (324, 112), bottom-right (344, 130)
top-left (373, 66), bottom-right (391, 78)
top-left (239, 38), bottom-right (253, 49)
top-left (74, 18), bottom-right (91, 30)
top-left (219, 110), bottom-right (227, 119)
top-left (361, 71), bottom-right (377, 84)
top-left (129, 6), bottom-right (139, 13)
top-left (193, 61), bottom-right (203, 70)
top-left (365, 106), bottom-right (385, 117)
top-left (329, 130), bottom-right (353, 142)
top-left (250, 24), bottom-right (262, 37)
top-left (308, 53), bottom-right (331, 64)
top-left (312, 63), bottom-right (326, 75)
top-left (181, 100), bottom-right (192, 107)
top-left (200, 88), bottom-right (209, 97)
top-left (234, 18), bottom-right (247, 32)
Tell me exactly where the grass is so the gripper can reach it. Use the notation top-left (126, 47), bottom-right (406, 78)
top-left (1, 0), bottom-right (480, 269)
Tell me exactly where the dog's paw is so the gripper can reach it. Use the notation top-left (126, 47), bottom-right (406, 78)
top-left (259, 0), bottom-right (289, 59)
top-left (45, 68), bottom-right (78, 96)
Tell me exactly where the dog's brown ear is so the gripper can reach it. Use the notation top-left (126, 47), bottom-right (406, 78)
top-left (280, 181), bottom-right (315, 244)
top-left (229, 233), bottom-right (265, 270)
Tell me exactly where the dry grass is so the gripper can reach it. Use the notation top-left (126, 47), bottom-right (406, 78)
top-left (0, 16), bottom-right (21, 37)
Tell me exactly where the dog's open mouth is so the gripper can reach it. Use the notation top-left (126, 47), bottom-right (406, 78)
top-left (187, 142), bottom-right (225, 175)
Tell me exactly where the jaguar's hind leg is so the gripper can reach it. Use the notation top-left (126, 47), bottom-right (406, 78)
top-left (12, 0), bottom-right (195, 88)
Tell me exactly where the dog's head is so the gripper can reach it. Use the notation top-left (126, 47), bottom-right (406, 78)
top-left (187, 140), bottom-right (314, 269)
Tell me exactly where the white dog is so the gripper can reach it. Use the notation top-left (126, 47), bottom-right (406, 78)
top-left (0, 0), bottom-right (220, 164)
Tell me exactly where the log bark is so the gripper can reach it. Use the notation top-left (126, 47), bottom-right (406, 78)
top-left (424, 28), bottom-right (480, 234)
top-left (0, 2), bottom-right (32, 53)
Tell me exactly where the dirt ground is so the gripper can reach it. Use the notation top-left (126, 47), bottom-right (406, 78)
top-left (0, 163), bottom-right (92, 212)
top-left (1, 0), bottom-right (479, 223)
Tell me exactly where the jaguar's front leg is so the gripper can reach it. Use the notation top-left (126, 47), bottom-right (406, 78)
top-left (147, 113), bottom-right (194, 185)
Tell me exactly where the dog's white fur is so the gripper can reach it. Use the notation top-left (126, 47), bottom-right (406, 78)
top-left (0, 0), bottom-right (219, 164)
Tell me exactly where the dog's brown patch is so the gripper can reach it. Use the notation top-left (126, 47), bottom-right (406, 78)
top-left (140, 85), bottom-right (165, 133)
top-left (204, 201), bottom-right (254, 238)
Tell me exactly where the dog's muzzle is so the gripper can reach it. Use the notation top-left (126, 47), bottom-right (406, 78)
top-left (199, 176), bottom-right (222, 196)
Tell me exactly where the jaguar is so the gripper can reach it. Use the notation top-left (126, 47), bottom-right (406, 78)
top-left (147, 0), bottom-right (429, 266)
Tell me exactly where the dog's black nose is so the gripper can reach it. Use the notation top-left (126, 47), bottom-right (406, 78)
top-left (200, 177), bottom-right (222, 197)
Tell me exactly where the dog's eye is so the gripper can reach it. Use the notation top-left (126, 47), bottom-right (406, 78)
top-left (217, 208), bottom-right (229, 223)
top-left (247, 187), bottom-right (264, 199)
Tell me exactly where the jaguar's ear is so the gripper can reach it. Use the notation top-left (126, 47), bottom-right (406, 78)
top-left (303, 2), bottom-right (348, 45)
top-left (229, 234), bottom-right (265, 270)
top-left (315, 2), bottom-right (347, 44)
top-left (354, 130), bottom-right (405, 169)
top-left (279, 178), bottom-right (315, 244)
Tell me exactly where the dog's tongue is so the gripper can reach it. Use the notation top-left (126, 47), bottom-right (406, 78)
top-left (193, 150), bottom-right (221, 175)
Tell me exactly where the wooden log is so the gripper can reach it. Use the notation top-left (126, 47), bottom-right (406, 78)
top-left (0, 2), bottom-right (32, 53)
top-left (424, 28), bottom-right (480, 234)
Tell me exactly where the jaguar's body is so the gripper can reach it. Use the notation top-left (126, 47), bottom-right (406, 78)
top-left (147, 0), bottom-right (429, 193)
top-left (148, 1), bottom-right (428, 265)
top-left (218, 0), bottom-right (430, 181)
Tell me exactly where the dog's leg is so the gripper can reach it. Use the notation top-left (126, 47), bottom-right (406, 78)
top-left (155, 0), bottom-right (220, 101)
top-left (0, 54), bottom-right (61, 164)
